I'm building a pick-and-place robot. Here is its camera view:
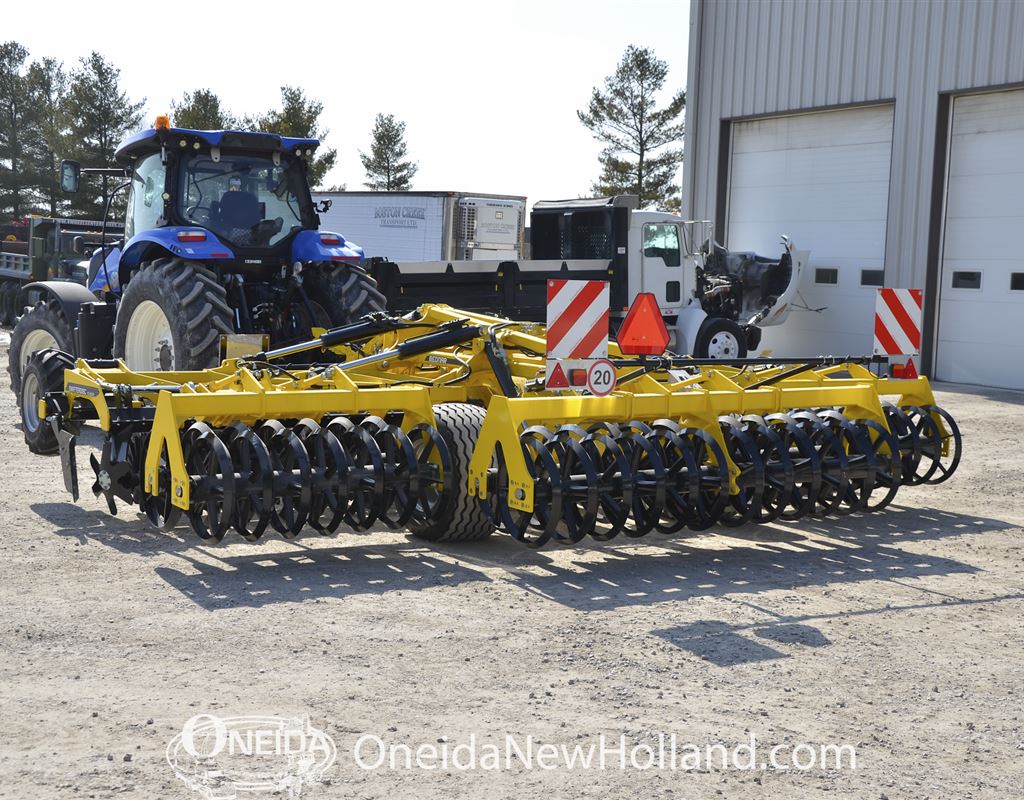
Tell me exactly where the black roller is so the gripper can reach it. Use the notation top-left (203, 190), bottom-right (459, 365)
top-left (183, 421), bottom-right (236, 542)
top-left (717, 418), bottom-right (766, 528)
top-left (258, 419), bottom-right (312, 538)
top-left (223, 423), bottom-right (274, 541)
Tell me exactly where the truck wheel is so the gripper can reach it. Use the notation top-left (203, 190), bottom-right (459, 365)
top-left (301, 263), bottom-right (387, 325)
top-left (7, 299), bottom-right (76, 396)
top-left (0, 280), bottom-right (18, 326)
top-left (113, 258), bottom-right (233, 371)
top-left (21, 349), bottom-right (79, 455)
top-left (409, 403), bottom-right (495, 543)
top-left (694, 318), bottom-right (748, 359)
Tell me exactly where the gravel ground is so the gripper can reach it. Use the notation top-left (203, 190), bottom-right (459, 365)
top-left (0, 330), bottom-right (1021, 799)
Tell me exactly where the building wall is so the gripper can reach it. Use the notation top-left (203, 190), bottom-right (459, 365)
top-left (684, 0), bottom-right (1024, 312)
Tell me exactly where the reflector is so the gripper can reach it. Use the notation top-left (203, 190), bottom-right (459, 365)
top-left (616, 293), bottom-right (669, 355)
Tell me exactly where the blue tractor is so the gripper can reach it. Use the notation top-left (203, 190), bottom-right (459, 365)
top-left (10, 117), bottom-right (386, 451)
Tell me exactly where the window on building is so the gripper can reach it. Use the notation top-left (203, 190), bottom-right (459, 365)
top-left (860, 269), bottom-right (885, 287)
top-left (951, 270), bottom-right (981, 290)
top-left (1010, 272), bottom-right (1024, 291)
top-left (815, 267), bottom-right (839, 285)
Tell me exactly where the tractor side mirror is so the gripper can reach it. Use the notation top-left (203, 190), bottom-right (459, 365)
top-left (317, 198), bottom-right (333, 213)
top-left (71, 235), bottom-right (85, 255)
top-left (60, 160), bottom-right (81, 193)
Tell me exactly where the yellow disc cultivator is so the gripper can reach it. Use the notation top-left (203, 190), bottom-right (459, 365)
top-left (32, 304), bottom-right (961, 547)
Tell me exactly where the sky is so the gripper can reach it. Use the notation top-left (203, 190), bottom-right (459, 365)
top-left (9, 0), bottom-right (689, 204)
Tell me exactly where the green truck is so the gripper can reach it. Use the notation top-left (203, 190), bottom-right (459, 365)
top-left (0, 217), bottom-right (123, 326)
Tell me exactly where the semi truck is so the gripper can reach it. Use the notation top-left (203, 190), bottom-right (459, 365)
top-left (369, 195), bottom-right (807, 358)
top-left (310, 190), bottom-right (526, 262)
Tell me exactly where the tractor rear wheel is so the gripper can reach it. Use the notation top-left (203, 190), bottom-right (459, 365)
top-left (7, 299), bottom-right (76, 395)
top-left (113, 258), bottom-right (233, 371)
top-left (21, 349), bottom-right (79, 455)
top-left (409, 403), bottom-right (495, 543)
top-left (301, 263), bottom-right (387, 326)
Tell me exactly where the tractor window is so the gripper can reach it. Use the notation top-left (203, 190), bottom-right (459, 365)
top-left (178, 153), bottom-right (313, 248)
top-left (642, 223), bottom-right (681, 267)
top-left (125, 153), bottom-right (166, 240)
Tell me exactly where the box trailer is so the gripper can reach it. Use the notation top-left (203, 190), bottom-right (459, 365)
top-left (310, 191), bottom-right (526, 262)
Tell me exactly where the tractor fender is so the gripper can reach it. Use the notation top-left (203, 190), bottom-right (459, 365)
top-left (24, 281), bottom-right (98, 325)
top-left (117, 229), bottom-right (235, 287)
top-left (292, 229), bottom-right (365, 264)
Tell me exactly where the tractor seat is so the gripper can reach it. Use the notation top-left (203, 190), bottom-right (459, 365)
top-left (217, 190), bottom-right (260, 231)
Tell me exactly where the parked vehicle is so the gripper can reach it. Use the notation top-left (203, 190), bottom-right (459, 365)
top-left (10, 116), bottom-right (385, 452)
top-left (369, 195), bottom-right (807, 358)
top-left (0, 216), bottom-right (122, 326)
top-left (311, 190), bottom-right (526, 262)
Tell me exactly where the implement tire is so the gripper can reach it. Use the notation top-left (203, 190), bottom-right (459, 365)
top-left (301, 263), bottom-right (387, 324)
top-left (8, 299), bottom-right (75, 396)
top-left (113, 258), bottom-right (233, 371)
top-left (409, 403), bottom-right (495, 543)
top-left (21, 349), bottom-right (79, 455)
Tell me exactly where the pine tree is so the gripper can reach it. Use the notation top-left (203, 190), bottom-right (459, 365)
top-left (578, 46), bottom-right (685, 208)
top-left (24, 57), bottom-right (70, 217)
top-left (0, 41), bottom-right (35, 221)
top-left (63, 52), bottom-right (144, 219)
top-left (359, 114), bottom-right (417, 191)
top-left (249, 86), bottom-right (336, 188)
top-left (171, 88), bottom-right (236, 131)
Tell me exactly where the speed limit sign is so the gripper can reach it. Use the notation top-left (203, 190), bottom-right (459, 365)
top-left (586, 359), bottom-right (617, 396)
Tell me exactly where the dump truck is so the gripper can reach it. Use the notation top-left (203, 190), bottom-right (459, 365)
top-left (0, 216), bottom-right (123, 326)
top-left (310, 190), bottom-right (526, 261)
top-left (369, 195), bottom-right (806, 359)
top-left (25, 292), bottom-right (961, 548)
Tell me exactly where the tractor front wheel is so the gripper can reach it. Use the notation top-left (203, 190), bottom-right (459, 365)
top-left (7, 299), bottom-right (76, 395)
top-left (113, 258), bottom-right (233, 371)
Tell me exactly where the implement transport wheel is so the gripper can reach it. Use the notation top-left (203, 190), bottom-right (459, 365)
top-left (301, 263), bottom-right (387, 326)
top-left (8, 299), bottom-right (75, 396)
top-left (21, 349), bottom-right (80, 455)
top-left (113, 258), bottom-right (233, 371)
top-left (408, 403), bottom-right (495, 543)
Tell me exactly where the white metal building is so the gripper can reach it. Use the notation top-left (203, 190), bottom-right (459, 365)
top-left (683, 0), bottom-right (1024, 389)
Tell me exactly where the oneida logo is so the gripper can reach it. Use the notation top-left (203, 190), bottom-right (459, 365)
top-left (166, 714), bottom-right (336, 799)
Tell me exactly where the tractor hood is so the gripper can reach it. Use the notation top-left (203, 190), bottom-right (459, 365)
top-left (114, 127), bottom-right (320, 164)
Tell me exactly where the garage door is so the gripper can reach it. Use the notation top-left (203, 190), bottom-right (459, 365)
top-left (728, 105), bottom-right (894, 357)
top-left (936, 90), bottom-right (1024, 390)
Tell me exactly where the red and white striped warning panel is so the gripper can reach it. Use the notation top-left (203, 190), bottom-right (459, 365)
top-left (873, 288), bottom-right (923, 356)
top-left (546, 279), bottom-right (609, 359)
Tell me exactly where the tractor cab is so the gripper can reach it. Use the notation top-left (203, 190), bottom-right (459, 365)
top-left (60, 117), bottom-right (360, 291)
top-left (9, 116), bottom-right (387, 387)
top-left (118, 126), bottom-right (319, 253)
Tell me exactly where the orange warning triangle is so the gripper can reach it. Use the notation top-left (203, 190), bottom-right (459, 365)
top-left (892, 358), bottom-right (918, 379)
top-left (547, 362), bottom-right (569, 388)
top-left (617, 293), bottom-right (670, 355)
